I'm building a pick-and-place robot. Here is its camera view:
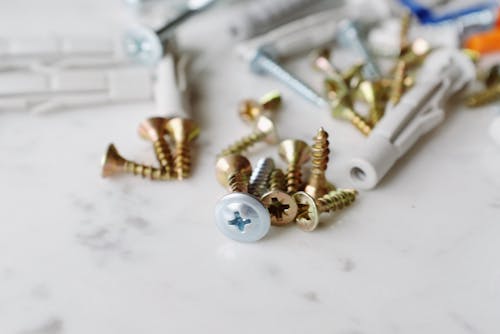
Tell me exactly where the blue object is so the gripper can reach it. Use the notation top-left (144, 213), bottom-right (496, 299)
top-left (400, 0), bottom-right (496, 25)
top-left (228, 212), bottom-right (252, 231)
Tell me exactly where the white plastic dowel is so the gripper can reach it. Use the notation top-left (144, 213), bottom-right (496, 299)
top-left (346, 49), bottom-right (476, 190)
top-left (155, 53), bottom-right (190, 118)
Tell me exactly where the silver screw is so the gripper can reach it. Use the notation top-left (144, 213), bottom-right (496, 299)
top-left (336, 19), bottom-right (382, 81)
top-left (123, 0), bottom-right (216, 65)
top-left (250, 48), bottom-right (328, 108)
top-left (248, 157), bottom-right (275, 198)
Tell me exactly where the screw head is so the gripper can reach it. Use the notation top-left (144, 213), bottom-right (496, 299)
top-left (261, 190), bottom-right (298, 226)
top-left (293, 191), bottom-right (320, 232)
top-left (165, 117), bottom-right (200, 143)
top-left (138, 117), bottom-right (169, 141)
top-left (101, 143), bottom-right (126, 177)
top-left (123, 25), bottom-right (163, 65)
top-left (254, 115), bottom-right (278, 144)
top-left (278, 139), bottom-right (311, 165)
top-left (215, 154), bottom-right (252, 188)
top-left (215, 193), bottom-right (271, 242)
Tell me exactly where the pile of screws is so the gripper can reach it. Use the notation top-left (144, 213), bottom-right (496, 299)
top-left (316, 15), bottom-right (431, 137)
top-left (101, 116), bottom-right (200, 180)
top-left (214, 92), bottom-right (358, 242)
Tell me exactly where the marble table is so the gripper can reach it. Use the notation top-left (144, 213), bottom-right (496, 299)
top-left (1, 1), bottom-right (499, 333)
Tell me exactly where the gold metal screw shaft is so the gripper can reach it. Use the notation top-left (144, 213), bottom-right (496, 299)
top-left (330, 98), bottom-right (372, 136)
top-left (215, 154), bottom-right (253, 192)
top-left (389, 59), bottom-right (407, 106)
top-left (278, 139), bottom-right (311, 194)
top-left (293, 188), bottom-right (358, 231)
top-left (138, 117), bottom-right (174, 179)
top-left (101, 144), bottom-right (169, 180)
top-left (466, 84), bottom-right (500, 107)
top-left (269, 168), bottom-right (286, 192)
top-left (316, 189), bottom-right (358, 213)
top-left (305, 128), bottom-right (334, 199)
top-left (166, 117), bottom-right (200, 180)
top-left (219, 115), bottom-right (278, 157)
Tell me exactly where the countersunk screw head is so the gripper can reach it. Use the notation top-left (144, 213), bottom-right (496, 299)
top-left (215, 154), bottom-right (252, 189)
top-left (165, 117), bottom-right (200, 143)
top-left (261, 190), bottom-right (298, 226)
top-left (255, 115), bottom-right (279, 144)
top-left (138, 117), bottom-right (169, 141)
top-left (215, 193), bottom-right (271, 242)
top-left (238, 90), bottom-right (281, 124)
top-left (278, 139), bottom-right (311, 166)
top-left (293, 191), bottom-right (320, 232)
top-left (101, 143), bottom-right (127, 177)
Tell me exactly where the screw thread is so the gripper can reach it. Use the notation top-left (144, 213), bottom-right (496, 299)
top-left (305, 128), bottom-right (330, 198)
top-left (123, 161), bottom-right (167, 180)
top-left (389, 60), bottom-right (407, 106)
top-left (153, 138), bottom-right (174, 178)
top-left (466, 84), bottom-right (500, 107)
top-left (269, 169), bottom-right (286, 191)
top-left (317, 189), bottom-right (358, 213)
top-left (248, 157), bottom-right (275, 197)
top-left (219, 130), bottom-right (266, 157)
top-left (286, 164), bottom-right (303, 194)
top-left (347, 109), bottom-right (372, 136)
top-left (174, 141), bottom-right (192, 180)
top-left (228, 172), bottom-right (248, 193)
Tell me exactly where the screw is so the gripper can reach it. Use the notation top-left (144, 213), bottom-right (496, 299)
top-left (466, 84), bottom-right (500, 107)
top-left (485, 64), bottom-right (500, 87)
top-left (165, 117), bottom-right (200, 180)
top-left (101, 143), bottom-right (168, 180)
top-left (278, 139), bottom-right (311, 194)
top-left (313, 49), bottom-right (349, 96)
top-left (239, 90), bottom-right (282, 124)
top-left (357, 80), bottom-right (387, 125)
top-left (250, 47), bottom-right (327, 108)
top-left (330, 96), bottom-right (372, 136)
top-left (248, 157), bottom-right (275, 198)
top-left (123, 0), bottom-right (216, 65)
top-left (293, 189), bottom-right (358, 232)
top-left (219, 115), bottom-right (279, 157)
top-left (214, 154), bottom-right (271, 242)
top-left (138, 117), bottom-right (174, 178)
top-left (336, 19), bottom-right (382, 81)
top-left (389, 59), bottom-right (407, 106)
top-left (304, 128), bottom-right (335, 199)
top-left (261, 168), bottom-right (298, 226)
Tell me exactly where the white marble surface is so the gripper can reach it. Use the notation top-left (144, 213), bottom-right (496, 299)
top-left (1, 1), bottom-right (500, 333)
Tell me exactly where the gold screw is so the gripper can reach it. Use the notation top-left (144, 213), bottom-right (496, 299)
top-left (330, 97), bottom-right (372, 136)
top-left (466, 84), bottom-right (500, 107)
top-left (358, 80), bottom-right (387, 125)
top-left (278, 139), bottom-right (311, 194)
top-left (101, 143), bottom-right (168, 180)
top-left (261, 168), bottom-right (298, 226)
top-left (313, 49), bottom-right (349, 96)
top-left (215, 154), bottom-right (253, 192)
top-left (219, 115), bottom-right (278, 157)
top-left (305, 128), bottom-right (335, 199)
top-left (239, 90), bottom-right (282, 124)
top-left (389, 59), bottom-right (407, 106)
top-left (138, 117), bottom-right (174, 178)
top-left (293, 189), bottom-right (358, 232)
top-left (485, 64), bottom-right (500, 87)
top-left (165, 117), bottom-right (200, 180)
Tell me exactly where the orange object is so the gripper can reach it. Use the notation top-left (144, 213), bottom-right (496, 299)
top-left (497, 10), bottom-right (500, 28)
top-left (465, 29), bottom-right (500, 54)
